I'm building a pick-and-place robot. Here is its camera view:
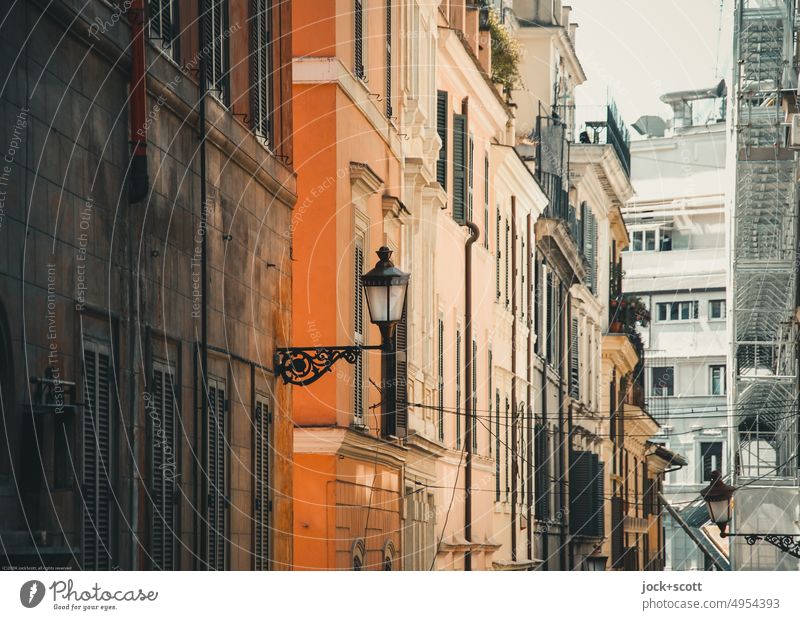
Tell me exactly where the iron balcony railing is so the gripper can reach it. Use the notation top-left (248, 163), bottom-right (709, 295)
top-left (577, 102), bottom-right (631, 175)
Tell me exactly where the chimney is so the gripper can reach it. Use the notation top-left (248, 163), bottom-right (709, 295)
top-left (561, 5), bottom-right (571, 28)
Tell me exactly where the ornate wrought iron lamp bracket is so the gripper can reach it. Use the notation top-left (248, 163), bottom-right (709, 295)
top-left (725, 534), bottom-right (800, 559)
top-left (274, 345), bottom-right (382, 387)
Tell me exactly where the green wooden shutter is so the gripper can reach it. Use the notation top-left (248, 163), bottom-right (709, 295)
top-left (354, 242), bottom-right (365, 425)
top-left (569, 451), bottom-right (593, 536)
top-left (452, 113), bottom-right (467, 223)
top-left (594, 457), bottom-right (605, 537)
top-left (254, 396), bottom-right (270, 570)
top-left (436, 91), bottom-right (448, 188)
top-left (467, 136), bottom-right (474, 221)
top-left (569, 318), bottom-right (580, 399)
top-left (82, 344), bottom-right (113, 570)
top-left (534, 423), bottom-right (549, 519)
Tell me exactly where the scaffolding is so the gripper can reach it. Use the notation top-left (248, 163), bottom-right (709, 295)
top-left (732, 0), bottom-right (799, 486)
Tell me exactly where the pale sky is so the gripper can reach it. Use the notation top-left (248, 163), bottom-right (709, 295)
top-left (566, 0), bottom-right (733, 135)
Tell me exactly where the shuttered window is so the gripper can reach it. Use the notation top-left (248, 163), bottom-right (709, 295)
top-left (484, 155), bottom-right (490, 248)
top-left (202, 0), bottom-right (230, 104)
top-left (436, 91), bottom-right (448, 189)
top-left (582, 207), bottom-right (597, 293)
top-left (82, 343), bottom-right (113, 570)
top-left (487, 349), bottom-right (492, 456)
top-left (467, 136), bottom-right (474, 221)
top-left (495, 212), bottom-right (501, 300)
top-left (569, 318), bottom-right (580, 400)
top-left (395, 302), bottom-right (408, 437)
top-left (534, 423), bottom-right (549, 519)
top-left (249, 0), bottom-right (273, 145)
top-left (354, 0), bottom-right (365, 79)
top-left (207, 377), bottom-right (227, 570)
top-left (471, 340), bottom-right (477, 450)
top-left (385, 0), bottom-right (392, 117)
top-left (504, 220), bottom-right (510, 307)
top-left (504, 395), bottom-right (510, 501)
top-left (254, 395), bottom-right (271, 570)
top-left (455, 329), bottom-right (461, 448)
top-left (148, 0), bottom-right (177, 58)
top-left (569, 451), bottom-right (604, 537)
top-left (452, 113), bottom-right (467, 223)
top-left (149, 361), bottom-right (177, 570)
top-left (438, 318), bottom-right (444, 442)
top-left (495, 390), bottom-right (501, 501)
top-left (354, 240), bottom-right (365, 425)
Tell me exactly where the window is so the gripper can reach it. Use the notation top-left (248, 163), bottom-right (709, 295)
top-left (709, 299), bottom-right (726, 320)
top-left (202, 0), bottom-right (230, 104)
top-left (395, 302), bottom-right (408, 437)
top-left (467, 136), bottom-right (474, 221)
top-left (656, 301), bottom-right (698, 321)
top-left (352, 539), bottom-right (366, 571)
top-left (383, 541), bottom-right (395, 571)
top-left (495, 390), bottom-right (501, 501)
top-left (82, 341), bottom-right (113, 570)
top-left (354, 240), bottom-right (366, 425)
top-left (436, 91), bottom-right (448, 189)
top-left (452, 113), bottom-right (468, 223)
top-left (385, 0), bottom-right (392, 118)
top-left (700, 442), bottom-right (722, 482)
top-left (438, 318), bottom-right (444, 442)
top-left (569, 318), bottom-right (580, 399)
top-left (629, 228), bottom-right (672, 252)
top-left (495, 211), bottom-right (501, 300)
top-left (504, 219), bottom-right (510, 307)
top-left (651, 367), bottom-right (674, 397)
top-left (710, 365), bottom-right (726, 396)
top-left (484, 155), bottom-right (490, 249)
top-left (487, 349), bottom-right (493, 456)
top-left (354, 0), bottom-right (365, 79)
top-left (149, 360), bottom-right (178, 570)
top-left (582, 207), bottom-right (597, 293)
top-left (149, 0), bottom-right (178, 60)
top-left (207, 376), bottom-right (227, 570)
top-left (249, 0), bottom-right (273, 145)
top-left (504, 395), bottom-right (510, 501)
top-left (253, 395), bottom-right (271, 570)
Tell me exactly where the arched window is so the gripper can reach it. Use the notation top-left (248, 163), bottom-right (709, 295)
top-left (352, 539), bottom-right (366, 571)
top-left (383, 540), bottom-right (395, 571)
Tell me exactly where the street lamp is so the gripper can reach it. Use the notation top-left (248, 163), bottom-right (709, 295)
top-left (274, 246), bottom-right (409, 437)
top-left (699, 470), bottom-right (800, 559)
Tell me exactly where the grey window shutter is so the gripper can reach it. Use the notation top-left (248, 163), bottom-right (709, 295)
top-left (254, 397), bottom-right (270, 569)
top-left (203, 0), bottom-right (230, 103)
top-left (436, 91), bottom-right (448, 188)
top-left (504, 221), bottom-right (510, 306)
top-left (452, 113), bottom-right (467, 223)
top-left (249, 0), bottom-right (273, 144)
top-left (149, 0), bottom-right (176, 51)
top-left (208, 379), bottom-right (227, 570)
top-left (82, 345), bottom-right (113, 570)
top-left (150, 363), bottom-right (177, 570)
top-left (594, 458), bottom-right (605, 537)
top-left (354, 0), bottom-right (365, 79)
top-left (395, 302), bottom-right (408, 437)
top-left (467, 136), bottom-right (474, 221)
top-left (569, 318), bottom-right (580, 399)
top-left (504, 396), bottom-right (510, 499)
top-left (569, 450), bottom-right (593, 536)
top-left (534, 423), bottom-right (549, 519)
top-left (496, 212), bottom-right (501, 299)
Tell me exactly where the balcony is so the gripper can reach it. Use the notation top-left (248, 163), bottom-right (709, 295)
top-left (576, 102), bottom-right (631, 175)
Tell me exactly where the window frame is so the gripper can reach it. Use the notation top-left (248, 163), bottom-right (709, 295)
top-left (650, 366), bottom-right (675, 397)
top-left (708, 299), bottom-right (726, 321)
top-left (709, 364), bottom-right (726, 396)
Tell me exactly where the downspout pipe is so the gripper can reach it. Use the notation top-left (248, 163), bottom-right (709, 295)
top-left (526, 214), bottom-right (533, 565)
top-left (464, 219), bottom-right (479, 571)
top-left (510, 196), bottom-right (517, 563)
top-left (129, 0), bottom-right (149, 203)
top-left (197, 0), bottom-right (210, 569)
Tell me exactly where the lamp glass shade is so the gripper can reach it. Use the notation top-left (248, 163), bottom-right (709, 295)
top-left (364, 279), bottom-right (408, 324)
top-left (705, 497), bottom-right (731, 527)
top-left (361, 247), bottom-right (410, 326)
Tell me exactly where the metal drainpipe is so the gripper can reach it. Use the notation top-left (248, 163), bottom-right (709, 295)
top-left (540, 260), bottom-right (548, 570)
top-left (464, 218), bottom-right (480, 571)
top-left (526, 214), bottom-right (533, 565)
top-left (558, 282), bottom-right (568, 570)
top-left (197, 0), bottom-right (210, 569)
top-left (510, 197), bottom-right (517, 563)
top-left (127, 0), bottom-right (149, 569)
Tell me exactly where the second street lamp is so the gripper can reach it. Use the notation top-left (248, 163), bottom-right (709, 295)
top-left (700, 470), bottom-right (800, 559)
top-left (275, 246), bottom-right (409, 437)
